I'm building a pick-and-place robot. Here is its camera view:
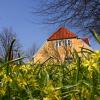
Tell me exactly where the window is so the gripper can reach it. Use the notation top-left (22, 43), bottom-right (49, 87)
top-left (55, 39), bottom-right (72, 48)
top-left (64, 40), bottom-right (67, 46)
top-left (67, 39), bottom-right (71, 46)
top-left (59, 40), bottom-right (61, 46)
top-left (64, 39), bottom-right (72, 46)
top-left (55, 41), bottom-right (58, 48)
top-left (55, 40), bottom-right (62, 48)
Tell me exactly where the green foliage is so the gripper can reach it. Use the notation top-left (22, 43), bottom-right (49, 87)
top-left (0, 50), bottom-right (100, 100)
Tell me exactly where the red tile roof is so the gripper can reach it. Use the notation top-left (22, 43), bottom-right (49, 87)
top-left (82, 38), bottom-right (90, 45)
top-left (47, 27), bottom-right (77, 41)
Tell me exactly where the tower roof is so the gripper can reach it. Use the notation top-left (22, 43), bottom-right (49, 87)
top-left (47, 27), bottom-right (77, 41)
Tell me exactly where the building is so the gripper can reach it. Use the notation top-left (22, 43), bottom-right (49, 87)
top-left (33, 27), bottom-right (91, 63)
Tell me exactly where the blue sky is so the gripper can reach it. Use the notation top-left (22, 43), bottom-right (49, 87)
top-left (0, 0), bottom-right (100, 50)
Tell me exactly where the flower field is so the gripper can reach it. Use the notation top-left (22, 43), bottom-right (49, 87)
top-left (0, 50), bottom-right (100, 100)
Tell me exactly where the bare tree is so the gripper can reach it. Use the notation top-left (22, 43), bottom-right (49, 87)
top-left (26, 43), bottom-right (38, 61)
top-left (34, 0), bottom-right (100, 36)
top-left (0, 28), bottom-right (22, 63)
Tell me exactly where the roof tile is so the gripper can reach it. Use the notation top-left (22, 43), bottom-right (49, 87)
top-left (47, 27), bottom-right (77, 41)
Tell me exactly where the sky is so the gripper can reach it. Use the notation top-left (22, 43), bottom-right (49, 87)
top-left (0, 0), bottom-right (100, 51)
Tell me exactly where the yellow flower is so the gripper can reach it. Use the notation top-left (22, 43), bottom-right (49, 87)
top-left (0, 87), bottom-right (6, 95)
top-left (0, 70), bottom-right (3, 76)
top-left (81, 50), bottom-right (100, 71)
top-left (43, 81), bottom-right (55, 94)
top-left (17, 78), bottom-right (27, 88)
top-left (83, 59), bottom-right (97, 71)
top-left (2, 75), bottom-right (12, 84)
top-left (43, 97), bottom-right (51, 100)
top-left (43, 81), bottom-right (61, 100)
top-left (28, 80), bottom-right (38, 87)
top-left (91, 50), bottom-right (100, 60)
top-left (19, 65), bottom-right (31, 73)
